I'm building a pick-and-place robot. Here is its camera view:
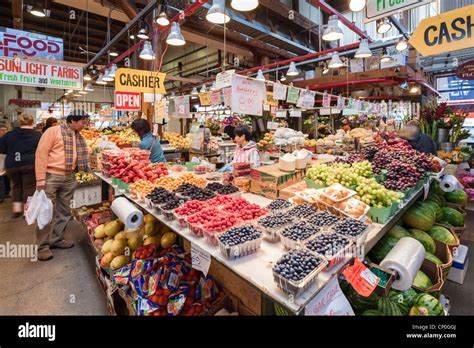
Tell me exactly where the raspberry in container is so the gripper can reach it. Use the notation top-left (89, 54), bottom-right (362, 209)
top-left (186, 207), bottom-right (221, 237)
top-left (304, 232), bottom-right (353, 270)
top-left (206, 194), bottom-right (235, 208)
top-left (255, 213), bottom-right (294, 243)
top-left (272, 248), bottom-right (327, 297)
top-left (217, 224), bottom-right (263, 260)
top-left (202, 214), bottom-right (241, 246)
top-left (279, 222), bottom-right (321, 250)
top-left (173, 200), bottom-right (206, 228)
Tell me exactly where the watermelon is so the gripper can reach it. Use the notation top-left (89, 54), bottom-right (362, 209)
top-left (440, 207), bottom-right (465, 227)
top-left (444, 190), bottom-right (468, 206)
top-left (409, 293), bottom-right (445, 316)
top-left (430, 181), bottom-right (445, 197)
top-left (428, 226), bottom-right (457, 245)
top-left (386, 225), bottom-right (410, 240)
top-left (388, 288), bottom-right (418, 308)
top-left (428, 193), bottom-right (447, 207)
top-left (413, 271), bottom-right (433, 289)
top-left (412, 202), bottom-right (436, 221)
top-left (362, 309), bottom-right (386, 316)
top-left (402, 206), bottom-right (434, 231)
top-left (369, 235), bottom-right (399, 263)
top-left (425, 252), bottom-right (443, 265)
top-left (409, 229), bottom-right (436, 254)
top-left (423, 200), bottom-right (443, 221)
top-left (377, 297), bottom-right (404, 316)
top-left (345, 286), bottom-right (379, 313)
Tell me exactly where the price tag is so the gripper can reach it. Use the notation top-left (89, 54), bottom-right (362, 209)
top-left (267, 121), bottom-right (279, 130)
top-left (342, 258), bottom-right (380, 297)
top-left (276, 110), bottom-right (287, 118)
top-left (290, 109), bottom-right (302, 117)
top-left (191, 243), bottom-right (211, 276)
top-left (336, 96), bottom-right (345, 110)
top-left (322, 92), bottom-right (331, 108)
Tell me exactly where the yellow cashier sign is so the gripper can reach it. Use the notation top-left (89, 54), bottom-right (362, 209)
top-left (115, 68), bottom-right (166, 94)
top-left (409, 5), bottom-right (474, 56)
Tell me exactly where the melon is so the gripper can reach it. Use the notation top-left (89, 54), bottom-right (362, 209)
top-left (144, 220), bottom-right (158, 236)
top-left (377, 297), bottom-right (404, 316)
top-left (423, 200), bottom-right (443, 221)
top-left (402, 206), bottom-right (434, 232)
top-left (104, 220), bottom-right (122, 237)
top-left (100, 252), bottom-right (114, 268)
top-left (425, 252), bottom-right (443, 265)
top-left (101, 239), bottom-right (114, 254)
top-left (110, 255), bottom-right (131, 269)
top-left (369, 236), bottom-right (399, 263)
top-left (440, 207), bottom-right (464, 227)
top-left (94, 224), bottom-right (106, 239)
top-left (388, 288), bottom-right (418, 308)
top-left (409, 229), bottom-right (436, 254)
top-left (428, 226), bottom-right (457, 245)
top-left (444, 190), bottom-right (468, 206)
top-left (413, 271), bottom-right (433, 289)
top-left (110, 239), bottom-right (127, 256)
top-left (160, 232), bottom-right (177, 249)
top-left (386, 225), bottom-right (410, 240)
top-left (409, 293), bottom-right (445, 316)
top-left (127, 236), bottom-right (143, 250)
top-left (362, 309), bottom-right (386, 316)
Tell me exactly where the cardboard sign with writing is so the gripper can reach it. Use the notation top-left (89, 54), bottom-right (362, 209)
top-left (215, 70), bottom-right (235, 89)
top-left (342, 258), bottom-right (380, 297)
top-left (222, 87), bottom-right (232, 107)
top-left (305, 276), bottom-right (355, 316)
top-left (231, 74), bottom-right (266, 116)
top-left (336, 96), bottom-right (345, 110)
top-left (173, 95), bottom-right (190, 118)
top-left (114, 91), bottom-right (141, 111)
top-left (273, 83), bottom-right (288, 100)
top-left (154, 98), bottom-right (167, 121)
top-left (286, 86), bottom-right (300, 104)
top-left (199, 92), bottom-right (211, 106)
top-left (297, 90), bottom-right (316, 109)
top-left (266, 91), bottom-right (278, 107)
top-left (276, 109), bottom-right (287, 118)
top-left (191, 243), bottom-right (211, 276)
top-left (209, 91), bottom-right (222, 105)
top-left (115, 68), bottom-right (166, 94)
top-left (322, 92), bottom-right (331, 108)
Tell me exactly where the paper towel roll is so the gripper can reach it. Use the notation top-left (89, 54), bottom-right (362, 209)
top-left (440, 175), bottom-right (460, 193)
top-left (380, 237), bottom-right (425, 291)
top-left (111, 197), bottom-right (144, 230)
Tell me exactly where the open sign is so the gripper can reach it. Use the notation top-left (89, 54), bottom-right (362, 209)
top-left (114, 91), bottom-right (141, 111)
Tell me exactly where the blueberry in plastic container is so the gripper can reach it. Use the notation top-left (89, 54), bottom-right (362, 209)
top-left (333, 218), bottom-right (367, 237)
top-left (280, 222), bottom-right (320, 241)
top-left (267, 199), bottom-right (292, 211)
top-left (273, 249), bottom-right (322, 282)
top-left (287, 203), bottom-right (318, 218)
top-left (305, 233), bottom-right (350, 257)
top-left (307, 211), bottom-right (341, 227)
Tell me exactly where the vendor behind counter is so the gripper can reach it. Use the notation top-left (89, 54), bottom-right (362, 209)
top-left (131, 119), bottom-right (166, 163)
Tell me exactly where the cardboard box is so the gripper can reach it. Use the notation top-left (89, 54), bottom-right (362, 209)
top-left (434, 239), bottom-right (453, 280)
top-left (279, 180), bottom-right (308, 200)
top-left (73, 183), bottom-right (102, 208)
top-left (412, 259), bottom-right (444, 298)
top-left (250, 163), bottom-right (306, 199)
top-left (447, 244), bottom-right (469, 284)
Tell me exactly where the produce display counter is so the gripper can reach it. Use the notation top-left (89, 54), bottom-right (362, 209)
top-left (93, 172), bottom-right (426, 315)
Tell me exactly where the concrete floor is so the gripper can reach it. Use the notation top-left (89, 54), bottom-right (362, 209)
top-left (0, 198), bottom-right (108, 315)
top-left (0, 197), bottom-right (472, 315)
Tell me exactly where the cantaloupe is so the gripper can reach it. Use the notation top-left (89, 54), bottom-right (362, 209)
top-left (110, 239), bottom-right (127, 256)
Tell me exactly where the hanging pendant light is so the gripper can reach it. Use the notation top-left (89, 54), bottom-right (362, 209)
top-left (166, 22), bottom-right (186, 46)
top-left (322, 62), bottom-right (329, 75)
top-left (399, 81), bottom-right (409, 90)
top-left (108, 64), bottom-right (118, 78)
top-left (231, 0), bottom-right (259, 11)
top-left (409, 85), bottom-right (419, 94)
top-left (156, 11), bottom-right (170, 26)
top-left (377, 18), bottom-right (392, 34)
top-left (139, 41), bottom-right (155, 60)
top-left (85, 83), bottom-right (94, 92)
top-left (84, 73), bottom-right (92, 81)
top-left (396, 38), bottom-right (408, 51)
top-left (256, 69), bottom-right (265, 81)
top-left (354, 39), bottom-right (372, 59)
top-left (206, 0), bottom-right (230, 24)
top-left (380, 49), bottom-right (393, 63)
top-left (96, 74), bottom-right (107, 85)
top-left (137, 21), bottom-right (150, 40)
top-left (30, 5), bottom-right (46, 17)
top-left (286, 61), bottom-right (299, 76)
top-left (210, 82), bottom-right (217, 91)
top-left (200, 84), bottom-right (207, 93)
top-left (349, 0), bottom-right (366, 12)
top-left (79, 88), bottom-right (88, 95)
top-left (280, 75), bottom-right (286, 82)
top-left (328, 53), bottom-right (344, 68)
top-left (191, 87), bottom-right (198, 95)
top-left (109, 51), bottom-right (118, 57)
top-left (322, 15), bottom-right (343, 41)
top-left (102, 68), bottom-right (114, 82)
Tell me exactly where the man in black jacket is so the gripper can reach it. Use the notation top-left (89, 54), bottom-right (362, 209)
top-left (401, 120), bottom-right (437, 155)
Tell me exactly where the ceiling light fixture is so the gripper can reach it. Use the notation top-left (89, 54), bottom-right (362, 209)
top-left (84, 73), bottom-right (92, 81)
top-left (322, 15), bottom-right (343, 41)
top-left (84, 83), bottom-right (94, 92)
top-left (380, 49), bottom-right (393, 63)
top-left (129, 34), bottom-right (135, 40)
top-left (166, 22), bottom-right (186, 46)
top-left (280, 75), bottom-right (286, 82)
top-left (328, 53), bottom-right (344, 68)
top-left (206, 0), bottom-right (230, 24)
top-left (396, 38), bottom-right (408, 52)
top-left (354, 39), bottom-right (372, 59)
top-left (286, 61), bottom-right (299, 76)
top-left (102, 68), bottom-right (114, 82)
top-left (156, 11), bottom-right (170, 26)
top-left (322, 63), bottom-right (329, 75)
top-left (256, 69), bottom-right (265, 81)
top-left (409, 85), bottom-right (419, 94)
top-left (96, 74), bottom-right (107, 85)
top-left (200, 84), bottom-right (207, 93)
top-left (30, 5), bottom-right (46, 17)
top-left (109, 51), bottom-right (118, 57)
top-left (349, 0), bottom-right (366, 12)
top-left (377, 18), bottom-right (392, 34)
top-left (231, 0), bottom-right (259, 11)
top-left (191, 87), bottom-right (198, 95)
top-left (139, 41), bottom-right (155, 60)
top-left (137, 21), bottom-right (150, 40)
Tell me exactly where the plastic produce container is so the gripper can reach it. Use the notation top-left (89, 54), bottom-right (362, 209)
top-left (304, 232), bottom-right (353, 270)
top-left (279, 222), bottom-right (320, 250)
top-left (217, 226), bottom-right (263, 260)
top-left (367, 205), bottom-right (393, 224)
top-left (254, 214), bottom-right (295, 243)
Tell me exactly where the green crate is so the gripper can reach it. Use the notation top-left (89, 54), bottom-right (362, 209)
top-left (112, 177), bottom-right (119, 186)
top-left (304, 177), bottom-right (326, 189)
top-left (368, 205), bottom-right (394, 224)
top-left (390, 201), bottom-right (400, 215)
top-left (185, 162), bottom-right (200, 171)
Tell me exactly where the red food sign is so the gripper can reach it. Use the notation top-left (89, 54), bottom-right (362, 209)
top-left (114, 91), bottom-right (141, 111)
top-left (456, 60), bottom-right (474, 80)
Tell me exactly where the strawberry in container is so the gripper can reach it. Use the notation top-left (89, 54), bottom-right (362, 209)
top-left (234, 203), bottom-right (269, 222)
top-left (186, 207), bottom-right (221, 237)
top-left (174, 200), bottom-right (206, 228)
top-left (206, 194), bottom-right (235, 208)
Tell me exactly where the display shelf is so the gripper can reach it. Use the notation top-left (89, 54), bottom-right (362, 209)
top-left (94, 172), bottom-right (426, 315)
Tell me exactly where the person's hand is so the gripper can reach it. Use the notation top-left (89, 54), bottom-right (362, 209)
top-left (36, 182), bottom-right (46, 191)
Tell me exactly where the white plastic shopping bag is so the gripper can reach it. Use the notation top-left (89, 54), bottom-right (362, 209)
top-left (24, 190), bottom-right (53, 228)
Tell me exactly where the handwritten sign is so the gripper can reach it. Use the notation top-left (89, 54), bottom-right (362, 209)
top-left (231, 74), bottom-right (265, 116)
top-left (322, 92), bottom-right (331, 108)
top-left (305, 276), bottom-right (355, 316)
top-left (290, 109), bottom-right (302, 117)
top-left (273, 83), bottom-right (288, 100)
top-left (154, 99), bottom-right (167, 122)
top-left (276, 109), bottom-right (287, 118)
top-left (342, 258), bottom-right (380, 297)
top-left (286, 86), bottom-right (300, 104)
top-left (222, 87), bottom-right (232, 107)
top-left (173, 95), bottom-right (190, 118)
top-left (297, 90), bottom-right (316, 109)
top-left (266, 91), bottom-right (278, 107)
top-left (199, 92), bottom-right (211, 106)
top-left (191, 243), bottom-right (211, 276)
top-left (210, 91), bottom-right (222, 106)
top-left (215, 70), bottom-right (235, 89)
top-left (337, 96), bottom-right (345, 110)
